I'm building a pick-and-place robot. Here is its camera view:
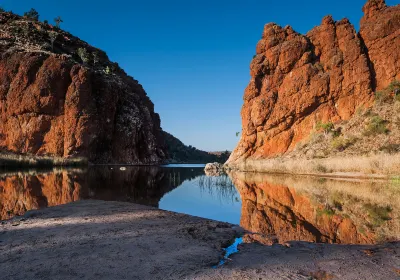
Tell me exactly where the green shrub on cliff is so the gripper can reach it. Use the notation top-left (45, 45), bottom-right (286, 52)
top-left (49, 31), bottom-right (58, 51)
top-left (316, 121), bottom-right (336, 136)
top-left (375, 80), bottom-right (400, 104)
top-left (388, 80), bottom-right (400, 93)
top-left (363, 115), bottom-right (389, 136)
top-left (331, 136), bottom-right (357, 151)
top-left (93, 52), bottom-right (99, 65)
top-left (316, 207), bottom-right (335, 217)
top-left (389, 80), bottom-right (400, 102)
top-left (375, 90), bottom-right (392, 104)
top-left (0, 7), bottom-right (5, 12)
top-left (24, 8), bottom-right (39, 21)
top-left (77, 48), bottom-right (90, 64)
top-left (364, 203), bottom-right (392, 227)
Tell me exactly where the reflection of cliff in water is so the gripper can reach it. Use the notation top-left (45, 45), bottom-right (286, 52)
top-left (87, 167), bottom-right (203, 207)
top-left (229, 172), bottom-right (400, 245)
top-left (0, 167), bottom-right (204, 220)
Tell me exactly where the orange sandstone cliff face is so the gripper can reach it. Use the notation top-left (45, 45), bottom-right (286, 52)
top-left (228, 0), bottom-right (400, 163)
top-left (0, 13), bottom-right (165, 164)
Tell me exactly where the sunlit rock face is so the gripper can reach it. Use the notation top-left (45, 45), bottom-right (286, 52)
top-left (360, 0), bottom-right (400, 90)
top-left (0, 12), bottom-right (165, 164)
top-left (228, 0), bottom-right (400, 163)
top-left (229, 172), bottom-right (400, 245)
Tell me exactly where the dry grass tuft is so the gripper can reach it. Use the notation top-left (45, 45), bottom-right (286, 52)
top-left (0, 152), bottom-right (87, 168)
top-left (227, 154), bottom-right (400, 177)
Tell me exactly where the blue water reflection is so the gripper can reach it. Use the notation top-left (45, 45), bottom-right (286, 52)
top-left (159, 173), bottom-right (241, 224)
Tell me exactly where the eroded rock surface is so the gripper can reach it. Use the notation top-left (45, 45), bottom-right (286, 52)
top-left (0, 13), bottom-right (165, 164)
top-left (228, 0), bottom-right (400, 163)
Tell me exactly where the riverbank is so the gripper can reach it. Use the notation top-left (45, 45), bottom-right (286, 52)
top-left (0, 151), bottom-right (210, 168)
top-left (1, 200), bottom-right (398, 279)
top-left (225, 154), bottom-right (400, 179)
top-left (0, 152), bottom-right (88, 168)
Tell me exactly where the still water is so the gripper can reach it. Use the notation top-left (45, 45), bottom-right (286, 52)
top-left (1, 165), bottom-right (399, 245)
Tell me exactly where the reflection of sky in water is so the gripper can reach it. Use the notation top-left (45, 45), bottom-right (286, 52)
top-left (159, 176), bottom-right (242, 224)
top-left (213, 237), bottom-right (243, 267)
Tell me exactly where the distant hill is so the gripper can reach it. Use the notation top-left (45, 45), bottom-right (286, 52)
top-left (162, 131), bottom-right (230, 164)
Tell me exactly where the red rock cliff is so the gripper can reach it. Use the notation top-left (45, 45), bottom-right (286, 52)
top-left (228, 0), bottom-right (400, 163)
top-left (0, 13), bottom-right (165, 164)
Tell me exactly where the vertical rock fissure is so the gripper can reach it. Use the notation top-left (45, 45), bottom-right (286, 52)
top-left (357, 33), bottom-right (377, 93)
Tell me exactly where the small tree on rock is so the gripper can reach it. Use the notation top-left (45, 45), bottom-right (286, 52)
top-left (24, 8), bottom-right (39, 21)
top-left (49, 32), bottom-right (58, 51)
top-left (54, 16), bottom-right (63, 28)
top-left (0, 7), bottom-right (5, 12)
top-left (93, 52), bottom-right (99, 66)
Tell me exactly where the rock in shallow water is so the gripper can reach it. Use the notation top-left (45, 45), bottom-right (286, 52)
top-left (205, 162), bottom-right (225, 176)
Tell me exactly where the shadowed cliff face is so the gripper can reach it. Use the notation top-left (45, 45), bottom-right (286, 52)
top-left (0, 167), bottom-right (204, 220)
top-left (228, 0), bottom-right (400, 162)
top-left (0, 13), bottom-right (165, 164)
top-left (229, 172), bottom-right (400, 245)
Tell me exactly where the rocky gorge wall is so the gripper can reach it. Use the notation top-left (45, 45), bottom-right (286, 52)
top-left (0, 12), bottom-right (165, 164)
top-left (228, 0), bottom-right (400, 164)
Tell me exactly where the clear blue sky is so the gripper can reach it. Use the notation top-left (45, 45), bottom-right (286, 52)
top-left (2, 0), bottom-right (398, 151)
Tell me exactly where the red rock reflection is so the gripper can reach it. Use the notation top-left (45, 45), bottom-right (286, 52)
top-left (0, 170), bottom-right (85, 220)
top-left (229, 172), bottom-right (398, 245)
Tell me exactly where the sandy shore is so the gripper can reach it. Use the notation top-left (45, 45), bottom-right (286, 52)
top-left (1, 200), bottom-right (399, 280)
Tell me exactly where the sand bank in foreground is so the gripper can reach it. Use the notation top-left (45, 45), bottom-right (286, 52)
top-left (1, 200), bottom-right (399, 279)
